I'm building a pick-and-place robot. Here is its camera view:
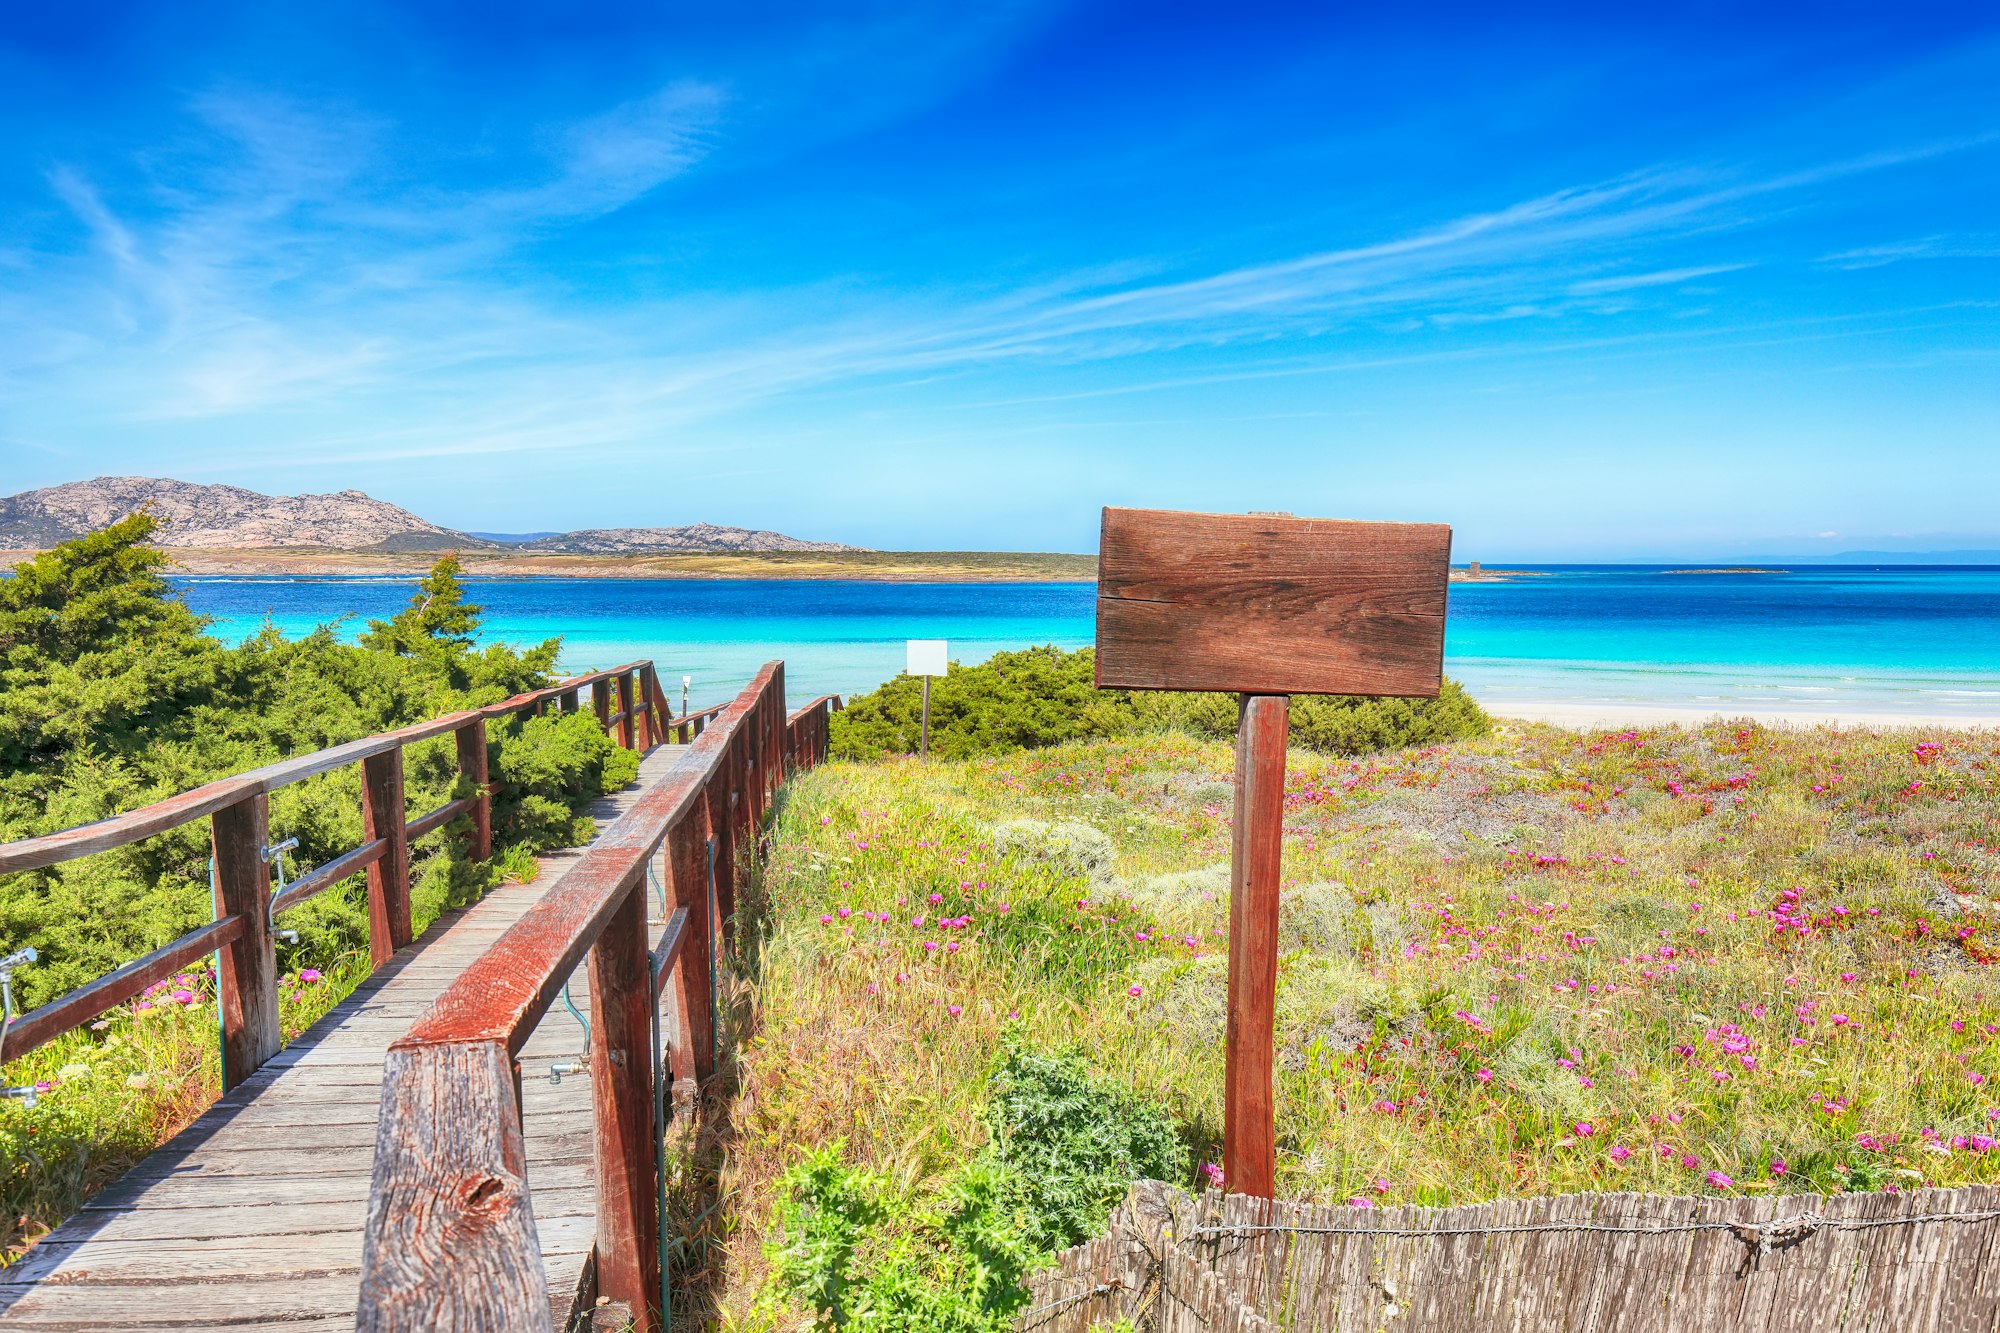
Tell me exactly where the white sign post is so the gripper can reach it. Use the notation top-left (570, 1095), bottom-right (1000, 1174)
top-left (906, 640), bottom-right (948, 755)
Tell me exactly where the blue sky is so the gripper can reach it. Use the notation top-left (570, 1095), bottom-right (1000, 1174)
top-left (1, 2), bottom-right (1996, 558)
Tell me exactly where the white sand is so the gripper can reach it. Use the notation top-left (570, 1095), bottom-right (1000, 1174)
top-left (1489, 701), bottom-right (1998, 731)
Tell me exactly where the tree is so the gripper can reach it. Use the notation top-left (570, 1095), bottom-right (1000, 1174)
top-left (360, 553), bottom-right (481, 656)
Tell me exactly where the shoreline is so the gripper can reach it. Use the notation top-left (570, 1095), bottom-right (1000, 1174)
top-left (1491, 700), bottom-right (1999, 730)
top-left (4, 547), bottom-right (1544, 584)
top-left (1, 546), bottom-right (1099, 582)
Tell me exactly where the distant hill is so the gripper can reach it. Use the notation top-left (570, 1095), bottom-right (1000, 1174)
top-left (0, 478), bottom-right (862, 555)
top-left (519, 524), bottom-right (860, 555)
top-left (0, 477), bottom-right (467, 550)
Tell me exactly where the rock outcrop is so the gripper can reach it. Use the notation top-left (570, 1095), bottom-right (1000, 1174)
top-left (520, 524), bottom-right (860, 555)
top-left (0, 477), bottom-right (467, 550)
top-left (0, 477), bottom-right (863, 554)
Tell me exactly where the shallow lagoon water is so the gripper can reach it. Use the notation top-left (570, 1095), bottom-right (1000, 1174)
top-left (177, 567), bottom-right (2000, 722)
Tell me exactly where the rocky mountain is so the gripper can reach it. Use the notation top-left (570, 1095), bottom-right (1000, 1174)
top-left (0, 477), bottom-right (861, 555)
top-left (521, 524), bottom-right (860, 555)
top-left (0, 477), bottom-right (466, 550)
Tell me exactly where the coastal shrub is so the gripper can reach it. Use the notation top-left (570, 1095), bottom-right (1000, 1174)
top-left (0, 517), bottom-right (633, 1256)
top-left (983, 1041), bottom-right (1189, 1253)
top-left (828, 644), bottom-right (1489, 760)
top-left (762, 1045), bottom-right (1181, 1328)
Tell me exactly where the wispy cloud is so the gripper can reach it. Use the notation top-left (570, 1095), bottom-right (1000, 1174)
top-left (1568, 263), bottom-right (1750, 295)
top-left (6, 72), bottom-right (1996, 477)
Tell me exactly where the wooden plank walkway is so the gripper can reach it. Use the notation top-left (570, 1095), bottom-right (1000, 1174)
top-left (0, 744), bottom-right (691, 1331)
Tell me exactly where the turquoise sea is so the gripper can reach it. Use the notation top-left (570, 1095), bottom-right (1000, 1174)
top-left (175, 567), bottom-right (2000, 722)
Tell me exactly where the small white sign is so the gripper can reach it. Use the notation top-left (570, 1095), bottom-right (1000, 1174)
top-left (906, 639), bottom-right (949, 677)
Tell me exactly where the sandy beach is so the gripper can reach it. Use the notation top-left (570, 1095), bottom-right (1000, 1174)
top-left (1491, 700), bottom-right (1999, 730)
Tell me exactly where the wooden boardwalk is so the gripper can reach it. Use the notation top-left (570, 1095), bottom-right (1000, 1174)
top-left (0, 744), bottom-right (689, 1331)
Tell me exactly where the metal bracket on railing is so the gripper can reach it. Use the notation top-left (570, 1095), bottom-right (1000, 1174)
top-left (263, 837), bottom-right (302, 945)
top-left (548, 977), bottom-right (591, 1083)
top-left (647, 855), bottom-right (668, 922)
top-left (1, 945), bottom-right (40, 1108)
top-left (705, 835), bottom-right (720, 1072)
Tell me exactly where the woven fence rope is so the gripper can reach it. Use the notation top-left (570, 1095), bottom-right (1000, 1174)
top-left (1019, 1181), bottom-right (2000, 1332)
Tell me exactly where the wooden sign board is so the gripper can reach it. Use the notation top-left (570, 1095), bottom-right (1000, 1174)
top-left (1094, 507), bottom-right (1451, 697)
top-left (1092, 505), bottom-right (1452, 1200)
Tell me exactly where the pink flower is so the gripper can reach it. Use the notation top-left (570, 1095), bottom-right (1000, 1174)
top-left (947, 1004), bottom-right (963, 1017)
top-left (865, 983), bottom-right (879, 995)
top-left (1475, 1068), bottom-right (1494, 1084)
top-left (894, 972), bottom-right (910, 983)
top-left (819, 914), bottom-right (833, 924)
top-left (298, 969), bottom-right (322, 984)
top-left (1575, 1122), bottom-right (1595, 1137)
top-left (1201, 1162), bottom-right (1225, 1187)
top-left (1127, 984), bottom-right (1143, 998)
top-left (946, 940), bottom-right (961, 953)
top-left (1608, 1144), bottom-right (1632, 1162)
top-left (837, 907), bottom-right (851, 919)
top-left (1769, 1159), bottom-right (1787, 1176)
top-left (171, 989), bottom-right (195, 1005)
top-left (1347, 1197), bottom-right (1375, 1208)
top-left (929, 893), bottom-right (943, 904)
top-left (1706, 1171), bottom-right (1734, 1189)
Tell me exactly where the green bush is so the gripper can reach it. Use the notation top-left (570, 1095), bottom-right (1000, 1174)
top-left (763, 1042), bottom-right (1184, 1329)
top-left (829, 645), bottom-right (1489, 762)
top-left (0, 515), bottom-right (633, 1006)
top-left (982, 1041), bottom-right (1189, 1254)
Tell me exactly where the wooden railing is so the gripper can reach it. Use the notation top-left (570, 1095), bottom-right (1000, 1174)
top-left (0, 660), bottom-right (686, 1076)
top-left (355, 666), bottom-right (841, 1331)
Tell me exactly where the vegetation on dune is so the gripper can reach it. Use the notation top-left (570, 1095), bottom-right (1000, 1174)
top-left (729, 718), bottom-right (2000, 1325)
top-left (828, 644), bottom-right (1491, 761)
top-left (0, 516), bottom-right (635, 1259)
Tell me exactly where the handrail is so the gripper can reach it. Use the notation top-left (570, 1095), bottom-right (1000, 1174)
top-left (357, 662), bottom-right (844, 1333)
top-left (0, 661), bottom-right (653, 876)
top-left (0, 659), bottom-right (677, 1069)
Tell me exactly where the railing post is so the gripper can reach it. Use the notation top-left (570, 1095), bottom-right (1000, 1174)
top-left (561, 687), bottom-right (580, 713)
top-left (594, 676), bottom-right (612, 736)
top-left (618, 670), bottom-right (638, 751)
top-left (362, 748), bottom-right (413, 966)
top-left (455, 718), bottom-right (492, 862)
top-left (714, 732), bottom-right (742, 941)
top-left (641, 665), bottom-right (663, 749)
top-left (667, 814), bottom-right (716, 1086)
top-left (212, 792), bottom-right (281, 1090)
top-left (1225, 693), bottom-right (1288, 1200)
top-left (588, 880), bottom-right (661, 1332)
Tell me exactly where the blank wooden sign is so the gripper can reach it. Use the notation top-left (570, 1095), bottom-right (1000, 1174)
top-left (1094, 507), bottom-right (1451, 697)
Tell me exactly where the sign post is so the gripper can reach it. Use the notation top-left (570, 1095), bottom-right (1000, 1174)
top-left (1094, 507), bottom-right (1450, 1198)
top-left (906, 639), bottom-right (948, 755)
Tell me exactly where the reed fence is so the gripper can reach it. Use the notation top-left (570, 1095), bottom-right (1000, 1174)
top-left (1023, 1180), bottom-right (2000, 1332)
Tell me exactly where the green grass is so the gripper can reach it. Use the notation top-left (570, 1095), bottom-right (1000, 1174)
top-left (724, 719), bottom-right (2000, 1323)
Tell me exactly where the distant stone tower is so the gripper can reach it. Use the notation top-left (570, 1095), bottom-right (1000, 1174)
top-left (1468, 561), bottom-right (1481, 576)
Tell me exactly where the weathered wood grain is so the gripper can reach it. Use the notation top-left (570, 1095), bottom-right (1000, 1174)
top-left (211, 793), bottom-right (281, 1090)
top-left (356, 1041), bottom-right (550, 1332)
top-left (1024, 1183), bottom-right (2000, 1333)
top-left (1094, 507), bottom-right (1450, 696)
top-left (1223, 695), bottom-right (1286, 1200)
top-left (362, 747), bottom-right (414, 966)
top-left (588, 883), bottom-right (661, 1331)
